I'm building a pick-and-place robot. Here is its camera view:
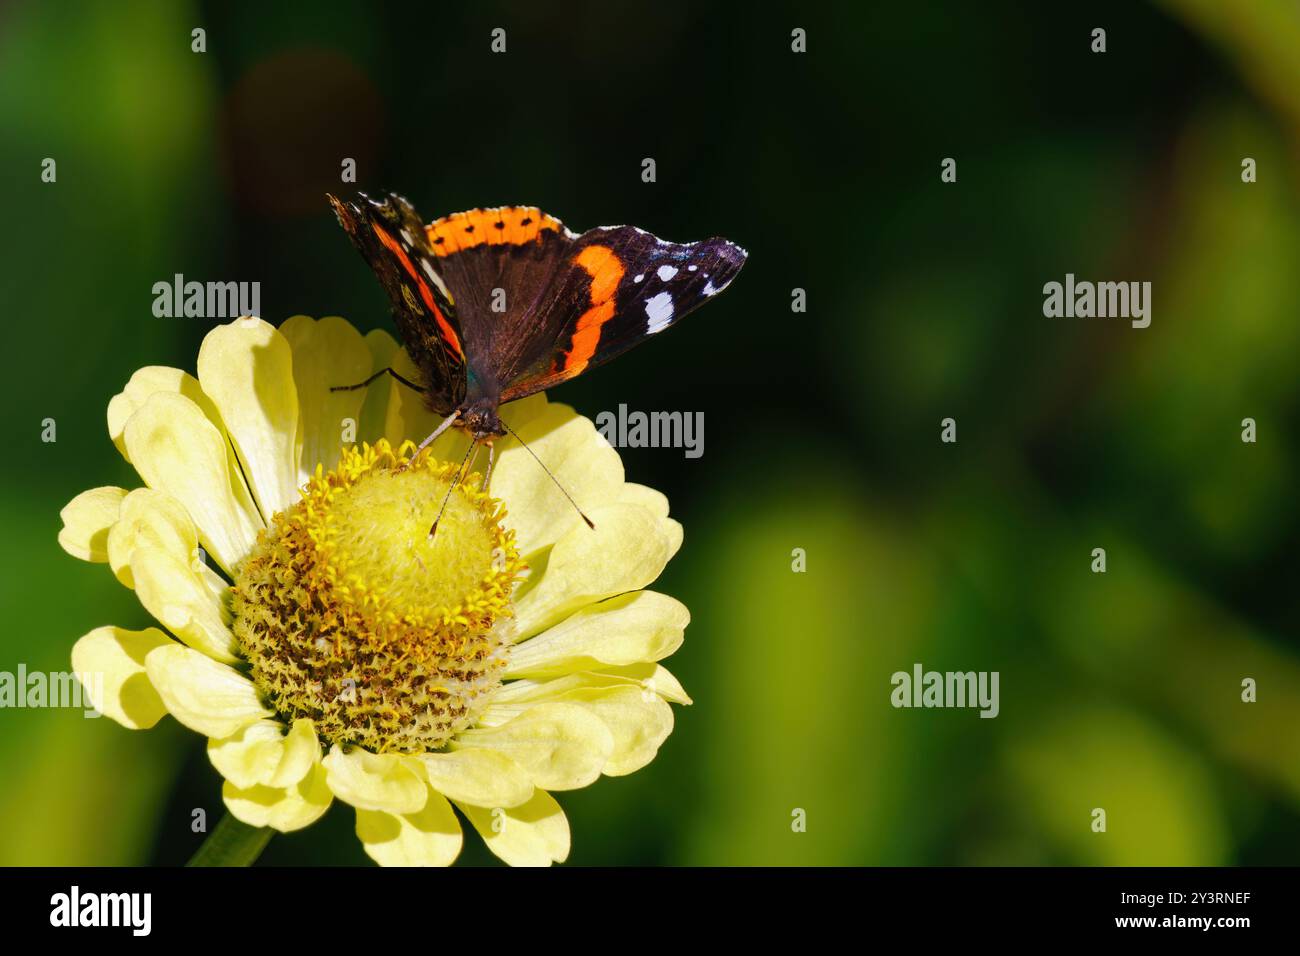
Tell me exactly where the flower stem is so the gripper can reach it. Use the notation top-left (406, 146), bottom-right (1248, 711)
top-left (186, 811), bottom-right (273, 867)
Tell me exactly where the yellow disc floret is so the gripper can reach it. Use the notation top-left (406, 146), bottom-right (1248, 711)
top-left (232, 439), bottom-right (524, 753)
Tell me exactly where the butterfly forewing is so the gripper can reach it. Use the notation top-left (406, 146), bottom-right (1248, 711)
top-left (328, 192), bottom-right (468, 415)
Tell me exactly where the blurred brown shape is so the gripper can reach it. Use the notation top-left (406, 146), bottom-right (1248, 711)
top-left (219, 48), bottom-right (384, 218)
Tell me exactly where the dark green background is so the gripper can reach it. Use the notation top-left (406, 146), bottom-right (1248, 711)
top-left (2, 0), bottom-right (1298, 865)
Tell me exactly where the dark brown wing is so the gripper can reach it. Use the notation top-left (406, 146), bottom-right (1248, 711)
top-left (329, 191), bottom-right (467, 415)
top-left (421, 206), bottom-right (578, 404)
top-left (419, 208), bottom-right (747, 404)
top-left (499, 226), bottom-right (747, 402)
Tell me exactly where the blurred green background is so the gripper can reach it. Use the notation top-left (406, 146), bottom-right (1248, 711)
top-left (2, 0), bottom-right (1299, 865)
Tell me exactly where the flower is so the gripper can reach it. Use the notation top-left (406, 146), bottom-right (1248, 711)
top-left (59, 315), bottom-right (690, 866)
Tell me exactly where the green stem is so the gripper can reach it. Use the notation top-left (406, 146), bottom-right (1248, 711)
top-left (186, 811), bottom-right (273, 867)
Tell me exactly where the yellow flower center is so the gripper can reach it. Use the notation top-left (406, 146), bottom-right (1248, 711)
top-left (232, 440), bottom-right (524, 753)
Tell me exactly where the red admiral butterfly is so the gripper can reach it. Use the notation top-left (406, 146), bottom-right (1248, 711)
top-left (327, 191), bottom-right (746, 528)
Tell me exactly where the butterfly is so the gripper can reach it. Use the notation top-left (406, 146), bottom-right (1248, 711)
top-left (328, 191), bottom-right (746, 445)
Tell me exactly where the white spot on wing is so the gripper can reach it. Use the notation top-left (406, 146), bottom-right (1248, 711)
top-left (421, 259), bottom-right (452, 300)
top-left (657, 265), bottom-right (678, 281)
top-left (703, 280), bottom-right (719, 296)
top-left (645, 292), bottom-right (674, 333)
top-left (688, 264), bottom-right (698, 272)
top-left (633, 273), bottom-right (644, 283)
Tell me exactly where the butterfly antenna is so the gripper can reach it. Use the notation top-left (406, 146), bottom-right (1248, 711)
top-left (501, 420), bottom-right (595, 530)
top-left (428, 439), bottom-right (479, 540)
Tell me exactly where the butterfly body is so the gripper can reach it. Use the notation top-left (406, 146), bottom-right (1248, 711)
top-left (328, 191), bottom-right (746, 441)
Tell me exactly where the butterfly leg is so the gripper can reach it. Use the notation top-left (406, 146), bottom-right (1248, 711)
top-left (409, 411), bottom-right (460, 460)
top-left (395, 411), bottom-right (460, 474)
top-left (479, 441), bottom-right (496, 491)
top-left (329, 367), bottom-right (425, 394)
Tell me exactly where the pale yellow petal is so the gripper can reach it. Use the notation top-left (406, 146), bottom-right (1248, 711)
top-left (196, 317), bottom-right (300, 519)
top-left (271, 718), bottom-right (323, 788)
top-left (513, 503), bottom-right (683, 639)
top-left (356, 788), bottom-right (462, 867)
top-left (496, 393), bottom-right (549, 432)
top-left (599, 661), bottom-right (693, 705)
top-left (279, 314), bottom-right (371, 482)
top-left (144, 643), bottom-right (271, 737)
top-left (618, 482), bottom-right (670, 518)
top-left (321, 747), bottom-right (428, 814)
top-left (359, 329), bottom-right (400, 443)
top-left (380, 345), bottom-right (433, 445)
top-left (483, 681), bottom-right (673, 777)
top-left (491, 400), bottom-right (624, 555)
top-left (123, 391), bottom-right (263, 575)
top-left (453, 702), bottom-right (613, 791)
top-left (506, 590), bottom-right (688, 678)
top-left (131, 546), bottom-right (238, 662)
top-left (70, 626), bottom-right (172, 729)
top-left (458, 789), bottom-right (570, 867)
top-left (208, 717), bottom-right (319, 790)
top-left (485, 673), bottom-right (631, 714)
top-left (107, 488), bottom-right (197, 588)
top-left (110, 368), bottom-right (261, 573)
top-left (223, 761), bottom-right (332, 832)
top-left (556, 685), bottom-right (674, 777)
top-left (416, 748), bottom-right (534, 809)
top-left (58, 487), bottom-right (127, 562)
top-left (487, 666), bottom-right (689, 714)
top-left (106, 490), bottom-right (230, 599)
top-left (208, 720), bottom-right (286, 789)
top-left (107, 365), bottom-right (225, 461)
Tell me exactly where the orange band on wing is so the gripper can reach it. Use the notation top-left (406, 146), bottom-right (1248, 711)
top-left (372, 223), bottom-right (464, 359)
top-left (564, 300), bottom-right (616, 372)
top-left (560, 245), bottom-right (625, 371)
top-left (426, 206), bottom-right (565, 257)
top-left (575, 245), bottom-right (623, 302)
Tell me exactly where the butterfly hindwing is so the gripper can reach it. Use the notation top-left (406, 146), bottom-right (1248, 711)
top-left (328, 191), bottom-right (468, 415)
top-left (497, 224), bottom-right (748, 402)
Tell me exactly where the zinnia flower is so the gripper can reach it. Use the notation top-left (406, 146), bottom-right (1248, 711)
top-left (59, 315), bottom-right (690, 866)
